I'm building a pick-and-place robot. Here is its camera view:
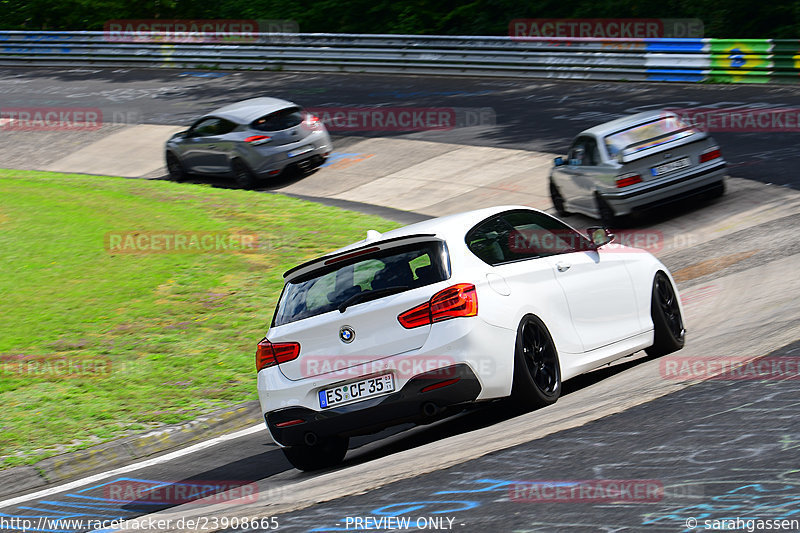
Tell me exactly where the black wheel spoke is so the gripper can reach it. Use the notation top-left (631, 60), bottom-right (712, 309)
top-left (656, 274), bottom-right (684, 339)
top-left (647, 272), bottom-right (686, 358)
top-left (536, 366), bottom-right (552, 390)
top-left (521, 321), bottom-right (559, 396)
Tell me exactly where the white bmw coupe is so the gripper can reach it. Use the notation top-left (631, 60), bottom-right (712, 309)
top-left (256, 206), bottom-right (685, 470)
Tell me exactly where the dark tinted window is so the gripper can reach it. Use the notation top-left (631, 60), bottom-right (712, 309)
top-left (466, 210), bottom-right (590, 265)
top-left (273, 241), bottom-right (450, 326)
top-left (190, 117), bottom-right (236, 137)
top-left (252, 107), bottom-right (304, 132)
top-left (216, 119), bottom-right (237, 134)
top-left (191, 118), bottom-right (222, 137)
top-left (568, 136), bottom-right (599, 166)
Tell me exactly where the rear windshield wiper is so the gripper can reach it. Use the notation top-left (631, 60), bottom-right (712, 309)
top-left (338, 286), bottom-right (409, 313)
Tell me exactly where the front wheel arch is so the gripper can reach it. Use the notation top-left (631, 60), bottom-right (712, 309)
top-left (549, 178), bottom-right (570, 217)
top-left (165, 150), bottom-right (187, 181)
top-left (231, 158), bottom-right (256, 189)
top-left (510, 314), bottom-right (562, 409)
top-left (645, 270), bottom-right (685, 357)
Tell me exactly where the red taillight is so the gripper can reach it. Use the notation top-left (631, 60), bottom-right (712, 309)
top-left (397, 301), bottom-right (431, 329)
top-left (421, 378), bottom-right (461, 393)
top-left (431, 284), bottom-right (478, 322)
top-left (245, 135), bottom-right (271, 146)
top-left (700, 147), bottom-right (722, 163)
top-left (256, 339), bottom-right (300, 372)
top-left (275, 418), bottom-right (305, 428)
top-left (616, 173), bottom-right (642, 188)
top-left (305, 114), bottom-right (322, 129)
top-left (398, 283), bottom-right (478, 329)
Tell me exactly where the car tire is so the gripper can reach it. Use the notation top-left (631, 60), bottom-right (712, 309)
top-left (232, 159), bottom-right (256, 189)
top-left (281, 435), bottom-right (349, 472)
top-left (550, 180), bottom-right (570, 217)
top-left (594, 192), bottom-right (620, 228)
top-left (706, 180), bottom-right (726, 200)
top-left (165, 152), bottom-right (186, 182)
top-left (511, 315), bottom-right (561, 409)
top-left (645, 271), bottom-right (685, 357)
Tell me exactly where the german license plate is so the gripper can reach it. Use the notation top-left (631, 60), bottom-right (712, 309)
top-left (319, 374), bottom-right (395, 409)
top-left (651, 157), bottom-right (690, 176)
top-left (288, 145), bottom-right (313, 158)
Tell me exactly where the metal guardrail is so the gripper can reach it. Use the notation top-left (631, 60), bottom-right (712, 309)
top-left (0, 31), bottom-right (796, 83)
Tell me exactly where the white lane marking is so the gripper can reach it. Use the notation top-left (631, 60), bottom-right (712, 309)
top-left (0, 424), bottom-right (265, 509)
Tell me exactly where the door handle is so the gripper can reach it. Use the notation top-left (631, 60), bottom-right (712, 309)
top-left (208, 145), bottom-right (217, 149)
top-left (556, 262), bottom-right (571, 272)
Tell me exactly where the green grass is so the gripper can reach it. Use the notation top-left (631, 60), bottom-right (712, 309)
top-left (0, 170), bottom-right (400, 468)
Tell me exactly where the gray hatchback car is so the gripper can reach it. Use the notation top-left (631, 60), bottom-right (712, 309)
top-left (549, 110), bottom-right (726, 224)
top-left (165, 97), bottom-right (332, 188)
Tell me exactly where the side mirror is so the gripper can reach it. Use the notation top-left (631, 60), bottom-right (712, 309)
top-left (553, 156), bottom-right (565, 167)
top-left (587, 226), bottom-right (614, 248)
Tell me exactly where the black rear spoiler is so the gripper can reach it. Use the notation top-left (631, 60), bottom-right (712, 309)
top-left (283, 233), bottom-right (438, 280)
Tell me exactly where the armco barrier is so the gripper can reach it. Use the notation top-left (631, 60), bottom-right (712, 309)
top-left (0, 31), bottom-right (796, 83)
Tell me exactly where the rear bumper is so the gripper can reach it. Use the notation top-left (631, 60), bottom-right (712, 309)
top-left (600, 162), bottom-right (726, 216)
top-left (251, 131), bottom-right (332, 178)
top-left (266, 364), bottom-right (481, 447)
top-left (258, 316), bottom-right (515, 446)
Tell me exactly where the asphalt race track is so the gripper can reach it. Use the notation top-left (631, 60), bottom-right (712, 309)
top-left (275, 340), bottom-right (800, 533)
top-left (1, 67), bottom-right (799, 533)
top-left (1, 67), bottom-right (800, 188)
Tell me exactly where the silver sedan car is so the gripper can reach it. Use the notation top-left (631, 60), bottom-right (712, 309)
top-left (549, 110), bottom-right (726, 224)
top-left (165, 97), bottom-right (332, 188)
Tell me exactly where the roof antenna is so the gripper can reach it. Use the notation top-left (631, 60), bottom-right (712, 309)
top-left (366, 230), bottom-right (382, 241)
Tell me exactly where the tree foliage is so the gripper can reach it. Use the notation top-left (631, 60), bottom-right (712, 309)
top-left (0, 0), bottom-right (797, 37)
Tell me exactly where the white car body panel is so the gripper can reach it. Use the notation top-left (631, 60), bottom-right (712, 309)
top-left (269, 287), bottom-right (438, 381)
top-left (475, 254), bottom-right (584, 355)
top-left (257, 205), bottom-right (682, 447)
top-left (545, 249), bottom-right (643, 352)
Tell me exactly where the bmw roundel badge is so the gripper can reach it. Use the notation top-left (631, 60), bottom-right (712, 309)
top-left (339, 326), bottom-right (355, 344)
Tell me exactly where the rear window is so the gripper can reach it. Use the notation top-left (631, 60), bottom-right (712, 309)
top-left (251, 107), bottom-right (305, 132)
top-left (272, 241), bottom-right (450, 327)
top-left (604, 115), bottom-right (694, 158)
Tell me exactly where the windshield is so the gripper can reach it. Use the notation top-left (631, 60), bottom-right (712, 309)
top-left (273, 241), bottom-right (450, 327)
top-left (604, 115), bottom-right (694, 158)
